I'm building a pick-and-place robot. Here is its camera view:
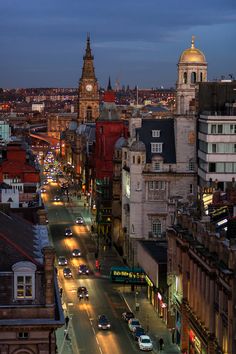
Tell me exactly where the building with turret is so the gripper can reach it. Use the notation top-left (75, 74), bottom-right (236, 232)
top-left (176, 36), bottom-right (207, 115)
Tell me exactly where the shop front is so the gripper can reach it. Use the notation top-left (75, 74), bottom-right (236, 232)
top-left (189, 329), bottom-right (207, 354)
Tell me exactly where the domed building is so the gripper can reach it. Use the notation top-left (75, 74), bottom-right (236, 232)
top-left (176, 36), bottom-right (207, 115)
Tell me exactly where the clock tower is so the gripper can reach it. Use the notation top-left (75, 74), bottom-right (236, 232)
top-left (78, 35), bottom-right (100, 123)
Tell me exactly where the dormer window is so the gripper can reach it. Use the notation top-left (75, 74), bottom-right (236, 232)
top-left (151, 143), bottom-right (163, 153)
top-left (152, 130), bottom-right (160, 138)
top-left (12, 261), bottom-right (36, 300)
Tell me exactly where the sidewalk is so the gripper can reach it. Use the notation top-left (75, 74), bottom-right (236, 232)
top-left (120, 287), bottom-right (180, 354)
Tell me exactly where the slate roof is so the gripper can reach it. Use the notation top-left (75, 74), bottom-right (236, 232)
top-left (136, 118), bottom-right (176, 164)
top-left (139, 240), bottom-right (167, 264)
top-left (0, 211), bottom-right (45, 271)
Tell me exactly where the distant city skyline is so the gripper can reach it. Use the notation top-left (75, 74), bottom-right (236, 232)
top-left (0, 0), bottom-right (236, 89)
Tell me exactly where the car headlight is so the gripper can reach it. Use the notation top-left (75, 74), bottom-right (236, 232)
top-left (107, 324), bottom-right (111, 328)
top-left (98, 324), bottom-right (102, 328)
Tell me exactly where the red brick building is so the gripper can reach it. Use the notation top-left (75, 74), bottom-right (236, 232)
top-left (0, 142), bottom-right (40, 204)
top-left (95, 81), bottom-right (128, 238)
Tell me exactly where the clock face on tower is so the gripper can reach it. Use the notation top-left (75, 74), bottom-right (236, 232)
top-left (86, 84), bottom-right (93, 92)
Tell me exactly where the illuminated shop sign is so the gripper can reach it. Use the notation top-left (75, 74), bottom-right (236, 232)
top-left (189, 330), bottom-right (201, 353)
top-left (110, 267), bottom-right (146, 284)
top-left (145, 275), bottom-right (154, 287)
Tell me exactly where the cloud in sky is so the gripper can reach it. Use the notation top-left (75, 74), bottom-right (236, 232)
top-left (0, 0), bottom-right (235, 88)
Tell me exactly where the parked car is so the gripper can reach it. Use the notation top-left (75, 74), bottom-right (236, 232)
top-left (75, 216), bottom-right (84, 225)
top-left (77, 286), bottom-right (89, 300)
top-left (78, 264), bottom-right (89, 275)
top-left (128, 318), bottom-right (141, 332)
top-left (63, 267), bottom-right (72, 278)
top-left (72, 249), bottom-right (81, 257)
top-left (58, 256), bottom-right (68, 266)
top-left (138, 335), bottom-right (153, 351)
top-left (64, 228), bottom-right (73, 237)
top-left (41, 187), bottom-right (47, 193)
top-left (133, 326), bottom-right (145, 341)
top-left (97, 315), bottom-right (111, 330)
top-left (122, 311), bottom-right (135, 322)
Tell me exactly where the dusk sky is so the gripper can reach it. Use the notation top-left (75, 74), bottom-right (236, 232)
top-left (0, 0), bottom-right (235, 89)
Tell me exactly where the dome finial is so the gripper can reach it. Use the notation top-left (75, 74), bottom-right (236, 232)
top-left (191, 35), bottom-right (195, 49)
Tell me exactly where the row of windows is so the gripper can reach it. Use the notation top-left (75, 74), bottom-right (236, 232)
top-left (199, 122), bottom-right (236, 135)
top-left (209, 162), bottom-right (236, 173)
top-left (182, 71), bottom-right (204, 84)
top-left (199, 160), bottom-right (236, 173)
top-left (148, 181), bottom-right (166, 190)
top-left (199, 141), bottom-right (236, 154)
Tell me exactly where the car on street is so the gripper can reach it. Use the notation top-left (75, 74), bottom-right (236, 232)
top-left (64, 228), bottom-right (73, 237)
top-left (78, 264), bottom-right (89, 275)
top-left (58, 256), bottom-right (68, 266)
top-left (97, 315), bottom-right (111, 330)
top-left (43, 180), bottom-right (49, 185)
top-left (133, 326), bottom-right (145, 341)
top-left (122, 311), bottom-right (135, 322)
top-left (138, 335), bottom-right (153, 351)
top-left (128, 318), bottom-right (142, 332)
top-left (53, 195), bottom-right (61, 202)
top-left (72, 249), bottom-right (81, 257)
top-left (63, 267), bottom-right (72, 278)
top-left (75, 216), bottom-right (84, 225)
top-left (77, 286), bottom-right (89, 300)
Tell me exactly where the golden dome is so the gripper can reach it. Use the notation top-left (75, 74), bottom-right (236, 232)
top-left (179, 36), bottom-right (206, 64)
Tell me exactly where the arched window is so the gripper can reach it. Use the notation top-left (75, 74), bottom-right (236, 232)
top-left (183, 72), bottom-right (187, 84)
top-left (191, 72), bottom-right (196, 84)
top-left (152, 220), bottom-right (162, 237)
top-left (133, 156), bottom-right (135, 164)
top-left (86, 106), bottom-right (92, 120)
top-left (200, 72), bottom-right (203, 82)
top-left (137, 156), bottom-right (141, 164)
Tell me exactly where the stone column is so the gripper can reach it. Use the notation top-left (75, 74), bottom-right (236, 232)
top-left (201, 270), bottom-right (206, 324)
top-left (42, 246), bottom-right (55, 308)
top-left (180, 301), bottom-right (189, 353)
top-left (193, 262), bottom-right (197, 312)
top-left (189, 259), bottom-right (194, 308)
top-left (209, 277), bottom-right (215, 334)
top-left (196, 266), bottom-right (201, 316)
top-left (205, 274), bottom-right (210, 329)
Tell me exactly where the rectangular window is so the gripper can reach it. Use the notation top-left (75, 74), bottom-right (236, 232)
top-left (189, 184), bottom-right (193, 194)
top-left (230, 124), bottom-right (236, 134)
top-left (153, 162), bottom-right (160, 171)
top-left (212, 144), bottom-right (216, 153)
top-left (211, 125), bottom-right (216, 134)
top-left (217, 125), bottom-right (223, 134)
top-left (16, 276), bottom-right (33, 299)
top-left (151, 142), bottom-right (163, 153)
top-left (18, 332), bottom-right (29, 339)
top-left (152, 130), bottom-right (160, 138)
top-left (209, 163), bottom-right (216, 172)
top-left (152, 221), bottom-right (162, 236)
top-left (189, 160), bottom-right (194, 171)
top-left (148, 181), bottom-right (154, 190)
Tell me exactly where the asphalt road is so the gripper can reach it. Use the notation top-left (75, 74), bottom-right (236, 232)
top-left (42, 181), bottom-right (142, 354)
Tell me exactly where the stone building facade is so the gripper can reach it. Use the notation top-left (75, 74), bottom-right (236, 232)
top-left (167, 213), bottom-right (236, 354)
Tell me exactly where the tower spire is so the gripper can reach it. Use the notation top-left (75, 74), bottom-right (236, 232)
top-left (81, 35), bottom-right (95, 79)
top-left (107, 76), bottom-right (112, 91)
